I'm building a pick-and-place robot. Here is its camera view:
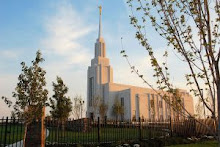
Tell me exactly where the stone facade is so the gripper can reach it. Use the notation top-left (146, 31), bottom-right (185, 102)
top-left (87, 7), bottom-right (194, 121)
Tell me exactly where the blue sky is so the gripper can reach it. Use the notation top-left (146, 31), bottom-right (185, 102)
top-left (0, 0), bottom-right (190, 117)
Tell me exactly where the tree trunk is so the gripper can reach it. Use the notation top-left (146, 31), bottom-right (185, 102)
top-left (56, 121), bottom-right (59, 142)
top-left (23, 125), bottom-right (27, 147)
top-left (217, 81), bottom-right (220, 142)
top-left (62, 120), bottom-right (65, 138)
top-left (41, 107), bottom-right (45, 147)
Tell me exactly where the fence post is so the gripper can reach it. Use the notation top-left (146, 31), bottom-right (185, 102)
top-left (105, 116), bottom-right (107, 125)
top-left (98, 117), bottom-right (100, 143)
top-left (193, 118), bottom-right (196, 136)
top-left (41, 106), bottom-right (45, 147)
top-left (139, 117), bottom-right (142, 141)
top-left (169, 116), bottom-right (173, 137)
top-left (4, 117), bottom-right (8, 147)
top-left (149, 120), bottom-right (152, 139)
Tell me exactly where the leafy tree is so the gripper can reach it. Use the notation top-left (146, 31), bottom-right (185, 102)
top-left (1, 50), bottom-right (48, 146)
top-left (49, 76), bottom-right (72, 121)
top-left (72, 95), bottom-right (85, 119)
top-left (49, 76), bottom-right (72, 140)
top-left (10, 111), bottom-right (16, 119)
top-left (2, 50), bottom-right (48, 123)
top-left (123, 0), bottom-right (219, 140)
top-left (112, 98), bottom-right (124, 121)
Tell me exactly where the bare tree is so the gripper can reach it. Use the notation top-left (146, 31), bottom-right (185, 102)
top-left (123, 0), bottom-right (220, 140)
top-left (72, 95), bottom-right (85, 119)
top-left (92, 95), bottom-right (101, 120)
top-left (196, 100), bottom-right (204, 119)
top-left (171, 89), bottom-right (184, 121)
top-left (99, 101), bottom-right (108, 122)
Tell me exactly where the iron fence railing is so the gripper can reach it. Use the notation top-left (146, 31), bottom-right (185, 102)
top-left (0, 116), bottom-right (217, 146)
top-left (45, 117), bottom-right (170, 145)
top-left (0, 117), bottom-right (25, 147)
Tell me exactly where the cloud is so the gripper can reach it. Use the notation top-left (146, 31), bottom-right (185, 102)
top-left (41, 1), bottom-right (95, 65)
top-left (0, 50), bottom-right (18, 59)
top-left (0, 74), bottom-right (17, 117)
top-left (38, 1), bottom-right (99, 112)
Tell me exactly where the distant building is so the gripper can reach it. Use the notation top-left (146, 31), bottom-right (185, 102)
top-left (87, 6), bottom-right (194, 121)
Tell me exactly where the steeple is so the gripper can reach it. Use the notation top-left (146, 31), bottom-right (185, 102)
top-left (87, 5), bottom-right (113, 111)
top-left (98, 6), bottom-right (102, 39)
top-left (95, 5), bottom-right (105, 58)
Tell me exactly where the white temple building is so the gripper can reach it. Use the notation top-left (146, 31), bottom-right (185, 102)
top-left (87, 6), bottom-right (194, 121)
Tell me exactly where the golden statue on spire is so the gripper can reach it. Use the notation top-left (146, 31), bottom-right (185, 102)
top-left (98, 4), bottom-right (102, 39)
top-left (98, 5), bottom-right (102, 15)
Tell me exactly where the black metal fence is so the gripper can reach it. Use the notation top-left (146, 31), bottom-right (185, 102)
top-left (45, 117), bottom-right (170, 146)
top-left (0, 117), bottom-right (217, 146)
top-left (0, 117), bottom-right (25, 147)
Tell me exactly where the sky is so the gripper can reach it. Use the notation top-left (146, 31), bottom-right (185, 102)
top-left (0, 0), bottom-right (192, 117)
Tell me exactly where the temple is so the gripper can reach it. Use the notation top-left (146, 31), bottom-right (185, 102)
top-left (86, 6), bottom-right (194, 121)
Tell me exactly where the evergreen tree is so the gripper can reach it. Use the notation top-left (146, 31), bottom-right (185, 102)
top-left (49, 76), bottom-right (72, 121)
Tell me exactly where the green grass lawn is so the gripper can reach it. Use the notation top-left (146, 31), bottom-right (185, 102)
top-left (2, 124), bottom-right (215, 147)
top-left (167, 140), bottom-right (218, 147)
top-left (0, 123), bottom-right (25, 145)
top-left (0, 124), bottom-right (166, 145)
top-left (46, 126), bottom-right (165, 144)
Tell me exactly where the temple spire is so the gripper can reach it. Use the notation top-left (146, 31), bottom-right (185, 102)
top-left (95, 5), bottom-right (105, 58)
top-left (98, 5), bottom-right (102, 39)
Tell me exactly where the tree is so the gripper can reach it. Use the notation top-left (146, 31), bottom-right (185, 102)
top-left (1, 50), bottom-right (48, 146)
top-left (172, 89), bottom-right (184, 121)
top-left (91, 95), bottom-right (101, 120)
top-left (99, 101), bottom-right (108, 122)
top-left (124, 0), bottom-right (219, 140)
top-left (49, 76), bottom-right (72, 140)
top-left (2, 50), bottom-right (48, 123)
top-left (205, 89), bottom-right (216, 117)
top-left (196, 100), bottom-right (204, 119)
top-left (112, 98), bottom-right (124, 121)
top-left (72, 95), bottom-right (85, 119)
top-left (10, 111), bottom-right (16, 119)
top-left (49, 76), bottom-right (72, 121)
